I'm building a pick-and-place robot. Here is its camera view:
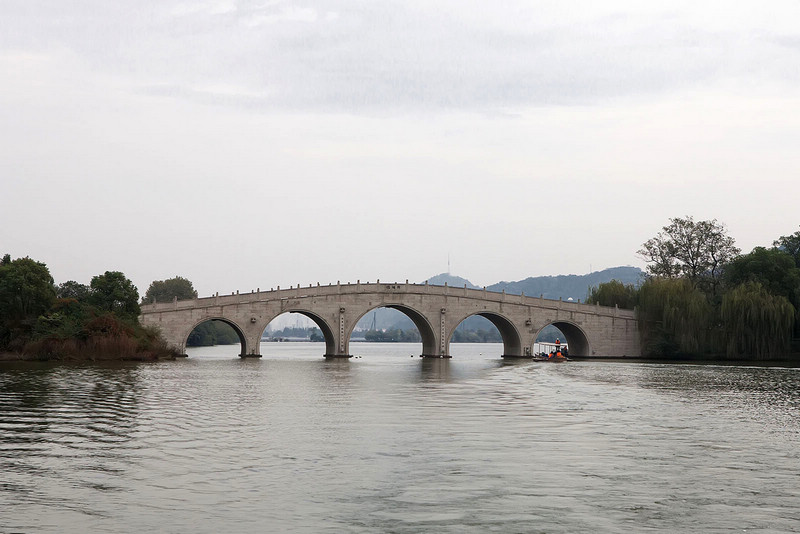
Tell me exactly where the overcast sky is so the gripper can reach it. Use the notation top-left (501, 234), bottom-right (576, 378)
top-left (2, 1), bottom-right (799, 297)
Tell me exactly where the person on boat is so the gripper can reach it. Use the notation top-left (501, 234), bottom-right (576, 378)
top-left (555, 338), bottom-right (561, 352)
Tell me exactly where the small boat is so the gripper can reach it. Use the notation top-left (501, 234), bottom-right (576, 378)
top-left (532, 351), bottom-right (569, 362)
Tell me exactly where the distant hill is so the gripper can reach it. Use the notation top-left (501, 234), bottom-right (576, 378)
top-left (424, 273), bottom-right (481, 289)
top-left (487, 266), bottom-right (644, 302)
top-left (354, 266), bottom-right (644, 331)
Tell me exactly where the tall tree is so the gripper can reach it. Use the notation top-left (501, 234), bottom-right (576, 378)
top-left (143, 276), bottom-right (198, 303)
top-left (0, 256), bottom-right (56, 346)
top-left (89, 271), bottom-right (140, 321)
top-left (638, 216), bottom-right (740, 296)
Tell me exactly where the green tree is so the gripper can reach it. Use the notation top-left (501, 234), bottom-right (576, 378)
top-left (89, 271), bottom-right (140, 321)
top-left (57, 280), bottom-right (91, 301)
top-left (586, 280), bottom-right (638, 309)
top-left (143, 276), bottom-right (198, 303)
top-left (187, 320), bottom-right (240, 346)
top-left (723, 247), bottom-right (800, 310)
top-left (774, 227), bottom-right (800, 268)
top-left (0, 256), bottom-right (56, 346)
top-left (639, 216), bottom-right (740, 297)
top-left (721, 282), bottom-right (795, 359)
top-left (33, 297), bottom-right (93, 341)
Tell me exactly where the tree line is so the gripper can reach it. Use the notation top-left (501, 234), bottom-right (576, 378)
top-left (0, 255), bottom-right (176, 360)
top-left (587, 218), bottom-right (800, 359)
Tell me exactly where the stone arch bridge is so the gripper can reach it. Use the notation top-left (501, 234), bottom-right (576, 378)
top-left (139, 281), bottom-right (640, 358)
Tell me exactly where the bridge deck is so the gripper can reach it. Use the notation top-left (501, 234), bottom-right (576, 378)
top-left (140, 281), bottom-right (634, 320)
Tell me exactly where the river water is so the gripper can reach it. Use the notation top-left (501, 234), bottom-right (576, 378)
top-left (1, 342), bottom-right (799, 533)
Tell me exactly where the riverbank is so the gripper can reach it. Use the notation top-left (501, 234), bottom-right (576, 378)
top-left (0, 335), bottom-right (180, 362)
top-left (0, 351), bottom-right (177, 362)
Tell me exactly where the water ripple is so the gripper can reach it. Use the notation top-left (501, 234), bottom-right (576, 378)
top-left (2, 345), bottom-right (799, 532)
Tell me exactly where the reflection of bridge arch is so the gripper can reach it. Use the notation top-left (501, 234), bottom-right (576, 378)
top-left (185, 317), bottom-right (247, 356)
top-left (447, 311), bottom-right (523, 357)
top-left (535, 320), bottom-right (591, 357)
top-left (348, 304), bottom-right (438, 357)
top-left (140, 282), bottom-right (640, 359)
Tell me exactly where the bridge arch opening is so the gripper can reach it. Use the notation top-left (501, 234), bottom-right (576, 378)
top-left (349, 305), bottom-right (437, 357)
top-left (535, 322), bottom-right (591, 357)
top-left (448, 312), bottom-right (522, 358)
top-left (261, 311), bottom-right (337, 357)
top-left (185, 318), bottom-right (246, 358)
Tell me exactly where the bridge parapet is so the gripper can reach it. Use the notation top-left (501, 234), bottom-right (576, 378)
top-left (140, 282), bottom-right (634, 318)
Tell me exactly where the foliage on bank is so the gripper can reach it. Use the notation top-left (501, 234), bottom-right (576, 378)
top-left (364, 328), bottom-right (421, 342)
top-left (187, 320), bottom-right (242, 346)
top-left (0, 254), bottom-right (178, 361)
top-left (588, 221), bottom-right (800, 360)
top-left (721, 282), bottom-right (795, 359)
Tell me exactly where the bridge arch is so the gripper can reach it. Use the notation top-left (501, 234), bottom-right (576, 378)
top-left (184, 317), bottom-right (248, 356)
top-left (447, 311), bottom-right (523, 357)
top-left (536, 320), bottom-right (592, 357)
top-left (270, 309), bottom-right (338, 357)
top-left (348, 304), bottom-right (438, 357)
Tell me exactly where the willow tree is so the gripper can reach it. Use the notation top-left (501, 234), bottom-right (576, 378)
top-left (586, 280), bottom-right (638, 309)
top-left (636, 277), bottom-right (713, 357)
top-left (721, 282), bottom-right (795, 359)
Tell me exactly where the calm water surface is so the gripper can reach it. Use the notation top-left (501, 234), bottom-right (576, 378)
top-left (1, 343), bottom-right (799, 533)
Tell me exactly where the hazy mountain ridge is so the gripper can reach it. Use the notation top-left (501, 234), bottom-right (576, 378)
top-left (486, 266), bottom-right (643, 301)
top-left (358, 266), bottom-right (644, 331)
top-left (424, 273), bottom-right (481, 289)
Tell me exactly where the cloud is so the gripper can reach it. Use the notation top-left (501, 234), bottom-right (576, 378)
top-left (2, 1), bottom-right (799, 113)
top-left (2, 1), bottom-right (800, 294)
top-left (242, 6), bottom-right (321, 27)
top-left (169, 1), bottom-right (238, 17)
